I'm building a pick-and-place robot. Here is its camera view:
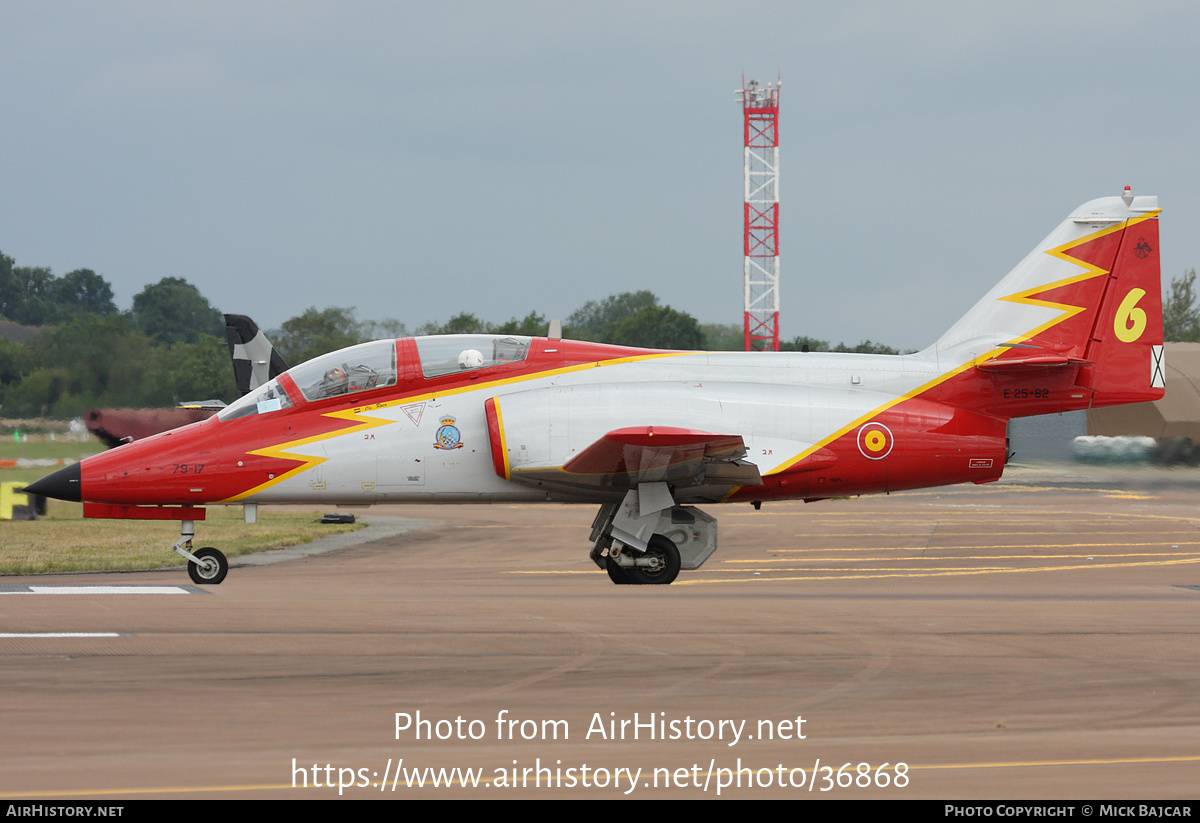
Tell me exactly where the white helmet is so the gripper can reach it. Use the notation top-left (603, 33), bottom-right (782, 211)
top-left (458, 349), bottom-right (484, 369)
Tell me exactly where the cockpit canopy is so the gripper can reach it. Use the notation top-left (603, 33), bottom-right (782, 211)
top-left (413, 335), bottom-right (530, 378)
top-left (217, 335), bottom-right (533, 421)
top-left (288, 339), bottom-right (399, 402)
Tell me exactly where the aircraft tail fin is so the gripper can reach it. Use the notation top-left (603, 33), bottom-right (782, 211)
top-left (933, 191), bottom-right (1163, 412)
top-left (224, 314), bottom-right (289, 396)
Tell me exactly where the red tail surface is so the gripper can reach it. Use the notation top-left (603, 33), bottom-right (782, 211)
top-left (933, 194), bottom-right (1163, 417)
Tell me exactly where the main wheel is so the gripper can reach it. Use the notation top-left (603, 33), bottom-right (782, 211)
top-left (188, 547), bottom-right (228, 585)
top-left (605, 555), bottom-right (631, 585)
top-left (624, 535), bottom-right (681, 585)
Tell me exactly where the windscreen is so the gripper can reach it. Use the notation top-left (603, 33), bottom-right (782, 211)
top-left (217, 378), bottom-right (294, 421)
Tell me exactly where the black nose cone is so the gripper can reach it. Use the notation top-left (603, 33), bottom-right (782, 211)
top-left (23, 462), bottom-right (82, 502)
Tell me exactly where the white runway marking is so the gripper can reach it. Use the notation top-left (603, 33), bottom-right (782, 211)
top-left (0, 633), bottom-right (125, 638)
top-left (0, 585), bottom-right (202, 595)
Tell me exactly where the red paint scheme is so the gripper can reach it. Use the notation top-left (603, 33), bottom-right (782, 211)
top-left (564, 428), bottom-right (746, 477)
top-left (73, 201), bottom-right (1160, 511)
top-left (731, 398), bottom-right (1008, 503)
top-left (30, 193), bottom-right (1162, 590)
top-left (83, 504), bottom-right (206, 521)
top-left (76, 337), bottom-right (673, 508)
top-left (734, 211), bottom-right (1164, 504)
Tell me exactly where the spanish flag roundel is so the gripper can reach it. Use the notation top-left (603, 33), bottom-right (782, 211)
top-left (856, 422), bottom-right (894, 460)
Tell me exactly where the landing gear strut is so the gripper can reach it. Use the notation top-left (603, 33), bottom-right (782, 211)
top-left (172, 519), bottom-right (228, 585)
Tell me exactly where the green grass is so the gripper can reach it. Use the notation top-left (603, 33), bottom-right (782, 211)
top-left (0, 446), bottom-right (364, 575)
top-left (0, 438), bottom-right (104, 461)
top-left (0, 504), bottom-right (363, 575)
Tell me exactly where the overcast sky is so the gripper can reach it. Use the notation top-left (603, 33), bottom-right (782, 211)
top-left (2, 1), bottom-right (1197, 351)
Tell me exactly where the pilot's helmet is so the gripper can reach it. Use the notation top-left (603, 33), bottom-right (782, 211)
top-left (458, 349), bottom-right (484, 369)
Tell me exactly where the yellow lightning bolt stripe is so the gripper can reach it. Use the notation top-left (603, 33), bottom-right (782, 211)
top-left (222, 350), bottom-right (686, 500)
top-left (758, 210), bottom-right (1161, 481)
top-left (996, 209), bottom-right (1160, 345)
top-left (221, 407), bottom-right (395, 502)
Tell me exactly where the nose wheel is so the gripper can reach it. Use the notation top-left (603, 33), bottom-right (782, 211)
top-left (187, 547), bottom-right (229, 585)
top-left (171, 519), bottom-right (229, 585)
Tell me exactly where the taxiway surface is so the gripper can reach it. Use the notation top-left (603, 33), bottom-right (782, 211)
top-left (2, 471), bottom-right (1198, 799)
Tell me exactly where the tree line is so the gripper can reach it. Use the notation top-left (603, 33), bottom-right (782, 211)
top-left (2, 249), bottom-right (953, 418)
top-left (1, 252), bottom-right (232, 417)
top-left (270, 290), bottom-right (904, 366)
top-left (1163, 269), bottom-right (1200, 342)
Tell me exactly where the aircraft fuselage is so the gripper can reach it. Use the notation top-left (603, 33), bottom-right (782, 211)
top-left (26, 192), bottom-right (1166, 585)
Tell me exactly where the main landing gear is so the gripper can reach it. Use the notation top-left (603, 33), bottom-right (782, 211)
top-left (589, 484), bottom-right (718, 586)
top-left (173, 519), bottom-right (228, 585)
top-left (603, 534), bottom-right (683, 585)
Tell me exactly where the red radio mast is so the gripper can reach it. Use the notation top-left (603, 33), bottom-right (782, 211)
top-left (738, 78), bottom-right (780, 352)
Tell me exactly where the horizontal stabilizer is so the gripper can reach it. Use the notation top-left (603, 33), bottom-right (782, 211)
top-left (976, 355), bottom-right (1094, 372)
top-left (177, 399), bottom-right (228, 410)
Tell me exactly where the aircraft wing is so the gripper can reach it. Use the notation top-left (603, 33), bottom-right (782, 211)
top-left (562, 426), bottom-right (759, 483)
top-left (485, 397), bottom-right (762, 492)
top-left (521, 426), bottom-right (762, 491)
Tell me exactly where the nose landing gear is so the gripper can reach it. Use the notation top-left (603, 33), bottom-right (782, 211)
top-left (172, 519), bottom-right (229, 585)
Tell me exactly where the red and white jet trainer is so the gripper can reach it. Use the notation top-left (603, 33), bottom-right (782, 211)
top-left (28, 190), bottom-right (1165, 585)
